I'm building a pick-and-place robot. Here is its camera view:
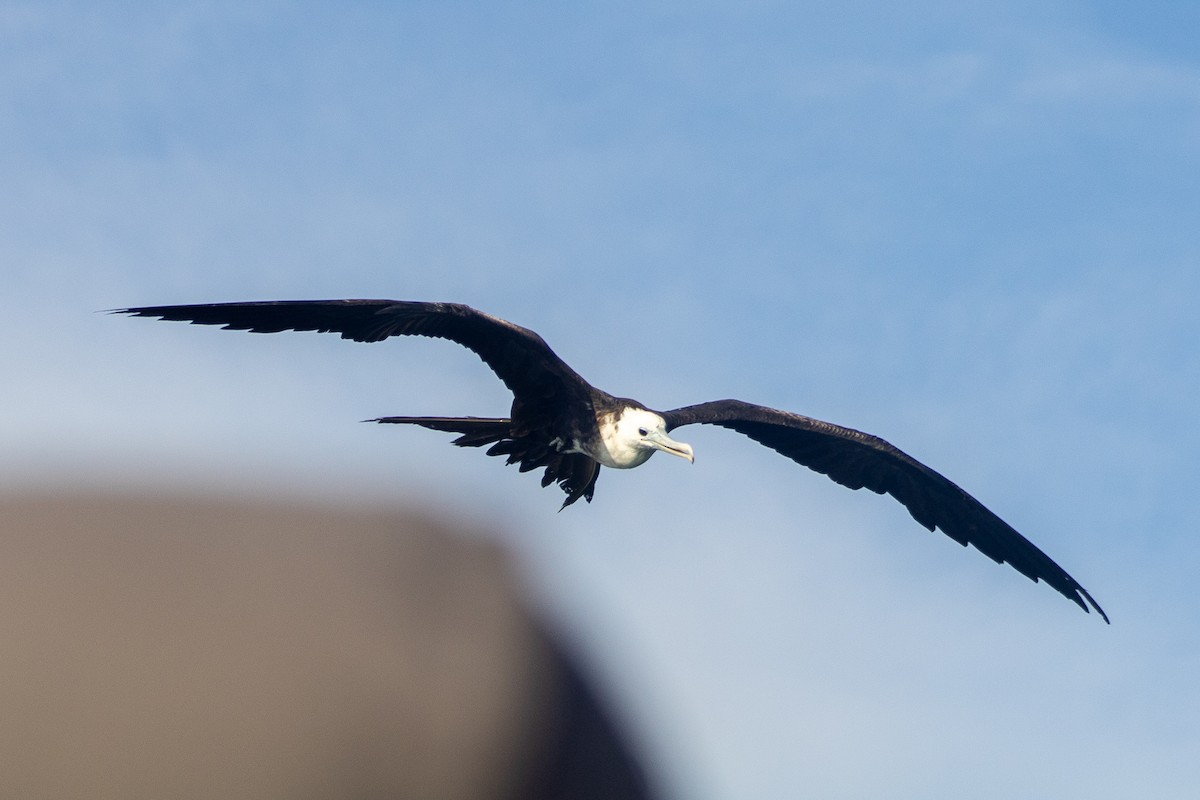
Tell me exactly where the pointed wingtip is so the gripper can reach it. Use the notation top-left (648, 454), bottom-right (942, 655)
top-left (1081, 589), bottom-right (1110, 625)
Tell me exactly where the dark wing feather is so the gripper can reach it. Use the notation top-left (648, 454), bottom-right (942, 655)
top-left (118, 301), bottom-right (602, 507)
top-left (115, 300), bottom-right (594, 404)
top-left (662, 399), bottom-right (1107, 622)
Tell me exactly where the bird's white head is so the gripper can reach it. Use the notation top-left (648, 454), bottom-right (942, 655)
top-left (597, 406), bottom-right (694, 469)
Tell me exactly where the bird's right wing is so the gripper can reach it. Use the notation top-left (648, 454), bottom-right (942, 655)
top-left (115, 300), bottom-right (594, 404)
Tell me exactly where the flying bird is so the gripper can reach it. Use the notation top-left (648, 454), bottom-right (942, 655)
top-left (117, 299), bottom-right (1107, 622)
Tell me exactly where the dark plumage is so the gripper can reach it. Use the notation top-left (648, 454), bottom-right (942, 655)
top-left (116, 299), bottom-right (1107, 622)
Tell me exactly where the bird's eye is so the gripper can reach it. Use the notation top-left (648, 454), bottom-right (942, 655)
top-left (638, 427), bottom-right (648, 436)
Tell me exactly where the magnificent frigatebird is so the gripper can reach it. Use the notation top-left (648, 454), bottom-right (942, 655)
top-left (117, 299), bottom-right (1107, 622)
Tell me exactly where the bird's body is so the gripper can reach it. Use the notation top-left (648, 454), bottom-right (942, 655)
top-left (117, 299), bottom-right (1107, 622)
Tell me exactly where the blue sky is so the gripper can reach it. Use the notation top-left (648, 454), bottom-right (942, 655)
top-left (3, 2), bottom-right (1199, 797)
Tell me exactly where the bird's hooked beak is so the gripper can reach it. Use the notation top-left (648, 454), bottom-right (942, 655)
top-left (644, 429), bottom-right (695, 463)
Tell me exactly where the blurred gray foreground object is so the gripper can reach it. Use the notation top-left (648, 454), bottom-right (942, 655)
top-left (0, 492), bottom-right (656, 800)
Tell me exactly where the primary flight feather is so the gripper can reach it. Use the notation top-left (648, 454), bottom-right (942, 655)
top-left (117, 299), bottom-right (1107, 622)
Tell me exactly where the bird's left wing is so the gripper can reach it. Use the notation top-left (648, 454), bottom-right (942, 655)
top-left (661, 399), bottom-right (1107, 622)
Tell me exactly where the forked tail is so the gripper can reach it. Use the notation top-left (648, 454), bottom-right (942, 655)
top-left (368, 416), bottom-right (511, 448)
top-left (368, 415), bottom-right (598, 508)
